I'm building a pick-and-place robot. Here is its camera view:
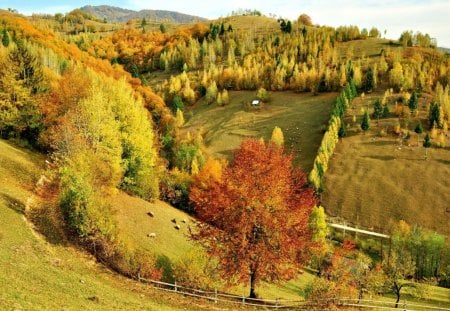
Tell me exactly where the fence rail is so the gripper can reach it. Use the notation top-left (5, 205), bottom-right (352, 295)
top-left (136, 277), bottom-right (450, 310)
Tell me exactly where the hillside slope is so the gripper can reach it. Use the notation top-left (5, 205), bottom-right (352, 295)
top-left (323, 92), bottom-right (450, 236)
top-left (183, 91), bottom-right (337, 171)
top-left (0, 140), bottom-right (212, 310)
top-left (80, 5), bottom-right (207, 23)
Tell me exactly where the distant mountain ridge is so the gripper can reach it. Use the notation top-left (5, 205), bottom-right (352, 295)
top-left (79, 5), bottom-right (207, 23)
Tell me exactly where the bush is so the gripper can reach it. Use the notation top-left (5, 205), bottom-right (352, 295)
top-left (256, 87), bottom-right (270, 102)
top-left (173, 249), bottom-right (221, 290)
top-left (304, 278), bottom-right (340, 310)
top-left (160, 169), bottom-right (193, 212)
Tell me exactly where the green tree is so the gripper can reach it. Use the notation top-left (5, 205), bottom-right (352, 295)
top-left (363, 67), bottom-right (374, 92)
top-left (423, 133), bottom-right (432, 148)
top-left (414, 122), bottom-right (423, 134)
top-left (170, 96), bottom-right (184, 113)
top-left (382, 104), bottom-right (390, 117)
top-left (428, 102), bottom-right (441, 129)
top-left (372, 99), bottom-right (383, 119)
top-left (1, 29), bottom-right (10, 47)
top-left (338, 121), bottom-right (347, 138)
top-left (160, 23), bottom-right (166, 33)
top-left (408, 91), bottom-right (418, 113)
top-left (361, 110), bottom-right (371, 132)
top-left (140, 18), bottom-right (147, 31)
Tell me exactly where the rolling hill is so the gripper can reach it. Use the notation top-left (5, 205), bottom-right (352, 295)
top-left (80, 5), bottom-right (207, 23)
top-left (0, 140), bottom-right (212, 310)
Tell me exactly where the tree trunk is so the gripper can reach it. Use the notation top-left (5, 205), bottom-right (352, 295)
top-left (394, 285), bottom-right (400, 308)
top-left (249, 270), bottom-right (257, 298)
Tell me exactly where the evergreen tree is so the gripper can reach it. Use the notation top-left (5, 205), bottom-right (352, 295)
top-left (382, 104), bottom-right (390, 117)
top-left (338, 121), bottom-right (347, 138)
top-left (363, 67), bottom-right (374, 92)
top-left (372, 99), bottom-right (383, 119)
top-left (140, 18), bottom-right (147, 32)
top-left (428, 102), bottom-right (441, 129)
top-left (414, 122), bottom-right (423, 134)
top-left (171, 96), bottom-right (184, 113)
top-left (2, 29), bottom-right (10, 47)
top-left (408, 91), bottom-right (418, 112)
top-left (423, 133), bottom-right (432, 148)
top-left (361, 110), bottom-right (371, 132)
top-left (159, 23), bottom-right (166, 33)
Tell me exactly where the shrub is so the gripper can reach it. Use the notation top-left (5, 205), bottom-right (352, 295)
top-left (173, 249), bottom-right (221, 290)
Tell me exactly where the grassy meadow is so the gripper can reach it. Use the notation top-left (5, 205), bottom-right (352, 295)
top-left (323, 92), bottom-right (450, 236)
top-left (0, 139), bottom-right (229, 310)
top-left (183, 91), bottom-right (337, 171)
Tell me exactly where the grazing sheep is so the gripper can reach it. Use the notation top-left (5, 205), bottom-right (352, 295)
top-left (147, 232), bottom-right (156, 238)
top-left (147, 211), bottom-right (154, 217)
top-left (181, 219), bottom-right (187, 223)
top-left (171, 218), bottom-right (177, 224)
top-left (174, 224), bottom-right (181, 230)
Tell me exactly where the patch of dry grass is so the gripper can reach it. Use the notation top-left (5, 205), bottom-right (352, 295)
top-left (322, 92), bottom-right (450, 236)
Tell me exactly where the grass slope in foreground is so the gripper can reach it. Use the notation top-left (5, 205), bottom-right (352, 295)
top-left (0, 139), bottom-right (211, 311)
top-left (183, 91), bottom-right (337, 171)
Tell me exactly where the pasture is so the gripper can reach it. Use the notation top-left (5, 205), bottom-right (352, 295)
top-left (322, 92), bottom-right (450, 236)
top-left (183, 90), bottom-right (337, 171)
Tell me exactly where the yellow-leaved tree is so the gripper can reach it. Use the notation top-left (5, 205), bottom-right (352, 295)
top-left (270, 126), bottom-right (284, 147)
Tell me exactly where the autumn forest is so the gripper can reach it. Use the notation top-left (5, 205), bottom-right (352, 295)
top-left (0, 4), bottom-right (449, 310)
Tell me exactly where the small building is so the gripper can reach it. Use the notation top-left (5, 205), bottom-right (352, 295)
top-left (251, 99), bottom-right (260, 106)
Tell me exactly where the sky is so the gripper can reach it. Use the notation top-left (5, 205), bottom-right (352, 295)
top-left (2, 0), bottom-right (449, 47)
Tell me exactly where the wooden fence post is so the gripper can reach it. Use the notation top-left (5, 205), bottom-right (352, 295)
top-left (214, 288), bottom-right (217, 303)
top-left (174, 280), bottom-right (177, 292)
top-left (403, 300), bottom-right (406, 311)
top-left (242, 289), bottom-right (245, 305)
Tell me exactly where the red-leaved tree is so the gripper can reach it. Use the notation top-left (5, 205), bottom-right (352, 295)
top-left (190, 139), bottom-right (316, 298)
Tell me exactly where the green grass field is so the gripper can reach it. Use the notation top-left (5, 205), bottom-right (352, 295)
top-left (0, 139), bottom-right (226, 310)
top-left (322, 92), bottom-right (450, 236)
top-left (183, 90), bottom-right (337, 171)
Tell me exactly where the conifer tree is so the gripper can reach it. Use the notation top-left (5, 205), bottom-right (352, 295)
top-left (408, 91), bottom-right (418, 113)
top-left (338, 121), bottom-right (347, 138)
top-left (414, 122), bottom-right (423, 134)
top-left (1, 29), bottom-right (10, 47)
top-left (363, 67), bottom-right (374, 92)
top-left (382, 104), bottom-right (390, 118)
top-left (423, 133), bottom-right (432, 148)
top-left (361, 110), bottom-right (371, 132)
top-left (372, 99), bottom-right (383, 119)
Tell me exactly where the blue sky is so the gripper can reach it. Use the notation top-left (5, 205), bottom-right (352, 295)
top-left (2, 0), bottom-right (449, 47)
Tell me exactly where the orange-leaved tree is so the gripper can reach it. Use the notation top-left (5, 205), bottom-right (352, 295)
top-left (190, 139), bottom-right (316, 298)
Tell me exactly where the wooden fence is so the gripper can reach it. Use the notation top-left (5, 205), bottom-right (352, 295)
top-left (136, 276), bottom-right (450, 310)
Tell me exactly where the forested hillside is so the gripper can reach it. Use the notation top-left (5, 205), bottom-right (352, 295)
top-left (1, 7), bottom-right (449, 309)
top-left (80, 5), bottom-right (207, 23)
